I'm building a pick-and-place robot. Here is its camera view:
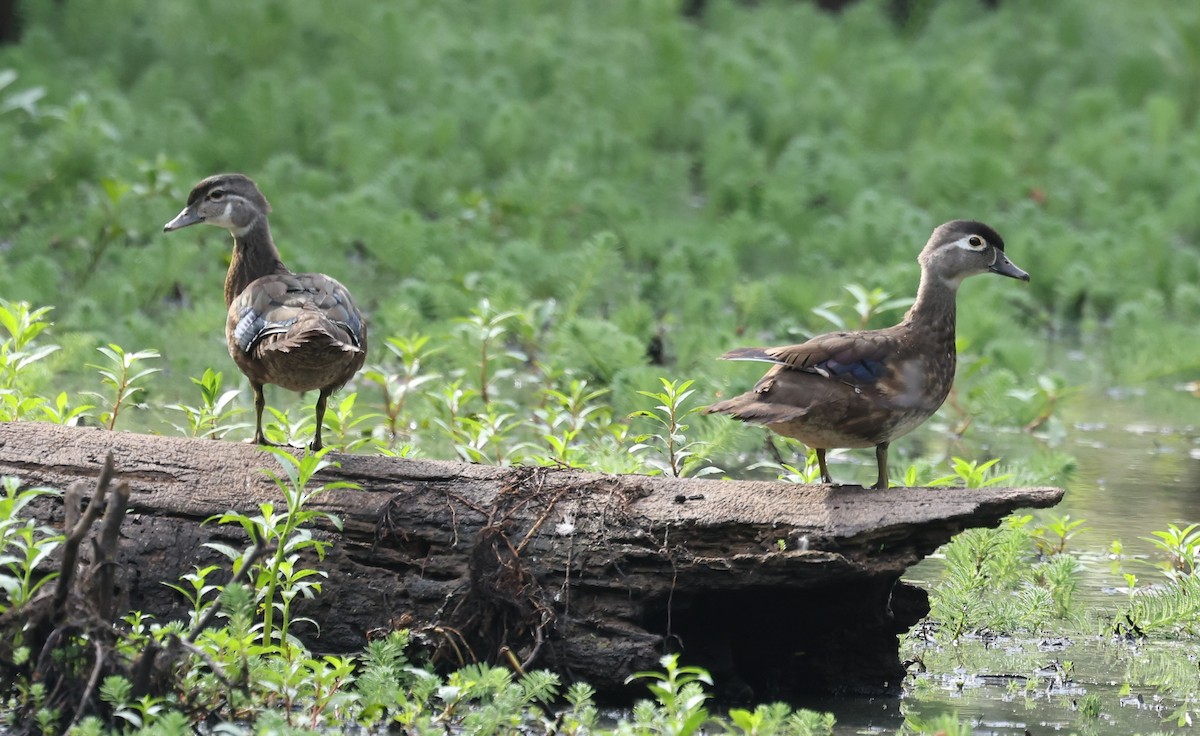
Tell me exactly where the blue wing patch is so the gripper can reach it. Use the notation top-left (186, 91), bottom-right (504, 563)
top-left (234, 306), bottom-right (295, 354)
top-left (816, 358), bottom-right (887, 383)
top-left (339, 310), bottom-right (365, 348)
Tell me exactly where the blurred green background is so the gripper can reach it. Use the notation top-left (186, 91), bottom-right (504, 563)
top-left (0, 0), bottom-right (1198, 474)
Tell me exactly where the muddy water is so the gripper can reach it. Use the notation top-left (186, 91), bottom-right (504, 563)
top-left (812, 386), bottom-right (1200, 735)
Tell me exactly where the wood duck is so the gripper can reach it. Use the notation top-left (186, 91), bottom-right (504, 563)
top-left (163, 174), bottom-right (367, 451)
top-left (706, 220), bottom-right (1029, 489)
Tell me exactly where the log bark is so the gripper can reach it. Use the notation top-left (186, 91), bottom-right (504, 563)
top-left (0, 422), bottom-right (1062, 701)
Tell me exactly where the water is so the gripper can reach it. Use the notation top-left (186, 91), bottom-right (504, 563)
top-left (814, 384), bottom-right (1200, 734)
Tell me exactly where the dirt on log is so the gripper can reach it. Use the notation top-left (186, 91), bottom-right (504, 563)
top-left (0, 421), bottom-right (1062, 701)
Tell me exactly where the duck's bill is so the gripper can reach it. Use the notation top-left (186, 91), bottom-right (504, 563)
top-left (990, 253), bottom-right (1030, 281)
top-left (163, 208), bottom-right (203, 232)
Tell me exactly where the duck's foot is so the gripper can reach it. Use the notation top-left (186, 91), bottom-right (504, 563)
top-left (248, 436), bottom-right (310, 450)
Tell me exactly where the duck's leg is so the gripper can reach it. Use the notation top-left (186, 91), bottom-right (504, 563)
top-left (310, 387), bottom-right (331, 451)
top-left (251, 381), bottom-right (276, 446)
top-left (872, 442), bottom-right (890, 489)
top-left (815, 448), bottom-right (833, 484)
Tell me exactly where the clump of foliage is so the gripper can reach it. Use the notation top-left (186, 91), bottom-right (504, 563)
top-left (0, 300), bottom-right (64, 423)
top-left (0, 477), bottom-right (62, 619)
top-left (923, 515), bottom-right (1083, 640)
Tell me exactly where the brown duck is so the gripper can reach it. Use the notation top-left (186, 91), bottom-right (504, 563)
top-left (707, 220), bottom-right (1029, 489)
top-left (163, 173), bottom-right (367, 451)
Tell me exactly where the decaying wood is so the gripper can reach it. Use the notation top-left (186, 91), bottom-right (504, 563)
top-left (0, 422), bottom-right (1063, 701)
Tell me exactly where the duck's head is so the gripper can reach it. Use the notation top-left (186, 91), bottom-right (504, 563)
top-left (163, 173), bottom-right (271, 235)
top-left (918, 219), bottom-right (1029, 287)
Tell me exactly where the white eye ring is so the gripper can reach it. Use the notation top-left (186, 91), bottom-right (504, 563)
top-left (954, 234), bottom-right (987, 252)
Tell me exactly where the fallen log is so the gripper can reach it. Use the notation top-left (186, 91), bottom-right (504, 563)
top-left (0, 421), bottom-right (1062, 701)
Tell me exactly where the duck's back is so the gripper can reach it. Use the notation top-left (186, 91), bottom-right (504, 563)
top-left (227, 271), bottom-right (367, 393)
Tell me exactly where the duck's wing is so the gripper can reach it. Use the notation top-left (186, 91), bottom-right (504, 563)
top-left (230, 272), bottom-right (367, 357)
top-left (707, 330), bottom-right (898, 424)
top-left (720, 330), bottom-right (893, 386)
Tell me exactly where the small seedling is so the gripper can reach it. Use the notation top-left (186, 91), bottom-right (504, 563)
top-left (86, 344), bottom-right (160, 430)
top-left (629, 378), bottom-right (722, 478)
top-left (166, 368), bottom-right (244, 439)
top-left (1032, 514), bottom-right (1089, 556)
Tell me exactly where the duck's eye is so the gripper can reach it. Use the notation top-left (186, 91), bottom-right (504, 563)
top-left (968, 235), bottom-right (985, 249)
top-left (209, 189), bottom-right (226, 201)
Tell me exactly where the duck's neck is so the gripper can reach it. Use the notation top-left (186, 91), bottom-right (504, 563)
top-left (224, 219), bottom-right (290, 306)
top-left (902, 270), bottom-right (958, 341)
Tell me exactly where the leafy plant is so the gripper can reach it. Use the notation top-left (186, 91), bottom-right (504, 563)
top-left (1009, 374), bottom-right (1079, 434)
top-left (0, 300), bottom-right (60, 422)
top-left (1032, 514), bottom-right (1089, 556)
top-left (626, 654), bottom-right (714, 736)
top-left (928, 457), bottom-right (1013, 488)
top-left (99, 675), bottom-right (165, 731)
top-left (749, 446), bottom-right (824, 484)
top-left (811, 283), bottom-right (912, 331)
top-left (534, 378), bottom-right (612, 467)
top-left (1142, 523), bottom-right (1200, 579)
top-left (0, 69), bottom-right (47, 118)
top-left (165, 367), bottom-right (244, 438)
top-left (925, 516), bottom-right (1081, 641)
top-left (901, 712), bottom-right (973, 735)
top-left (431, 380), bottom-right (529, 464)
top-left (261, 405), bottom-right (313, 448)
top-left (205, 447), bottom-right (353, 648)
top-left (162, 565), bottom-right (221, 628)
top-left (455, 299), bottom-right (523, 405)
top-left (361, 334), bottom-right (442, 449)
top-left (0, 301), bottom-right (57, 391)
top-left (0, 476), bottom-right (63, 614)
top-left (318, 392), bottom-right (382, 453)
top-left (629, 378), bottom-right (722, 478)
top-left (86, 344), bottom-right (161, 430)
top-left (38, 391), bottom-right (93, 426)
top-left (725, 702), bottom-right (835, 736)
top-left (1120, 572), bottom-right (1200, 636)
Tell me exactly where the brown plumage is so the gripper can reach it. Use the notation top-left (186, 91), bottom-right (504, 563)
top-left (163, 173), bottom-right (367, 451)
top-left (707, 220), bottom-right (1029, 489)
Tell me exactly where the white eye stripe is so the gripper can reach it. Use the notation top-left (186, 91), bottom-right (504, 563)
top-left (951, 235), bottom-right (988, 252)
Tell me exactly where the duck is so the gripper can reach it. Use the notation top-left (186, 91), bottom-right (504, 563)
top-left (706, 220), bottom-right (1029, 489)
top-left (163, 173), bottom-right (367, 451)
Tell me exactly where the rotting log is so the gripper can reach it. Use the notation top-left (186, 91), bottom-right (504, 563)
top-left (0, 421), bottom-right (1063, 701)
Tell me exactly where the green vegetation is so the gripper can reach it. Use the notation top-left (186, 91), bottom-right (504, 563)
top-left (2, 0), bottom-right (1200, 733)
top-left (2, 0), bottom-right (1198, 462)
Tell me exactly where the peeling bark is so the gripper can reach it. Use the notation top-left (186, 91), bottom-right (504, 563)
top-left (0, 422), bottom-right (1062, 700)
